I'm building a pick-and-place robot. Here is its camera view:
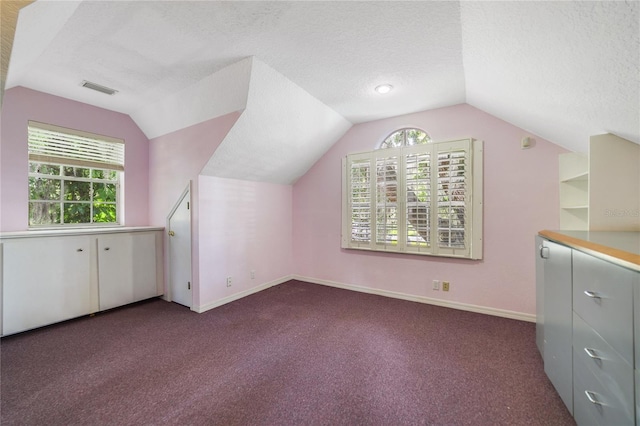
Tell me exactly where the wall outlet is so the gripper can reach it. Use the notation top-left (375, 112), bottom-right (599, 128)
top-left (250, 270), bottom-right (255, 279)
top-left (432, 280), bottom-right (440, 290)
top-left (226, 276), bottom-right (232, 287)
top-left (442, 281), bottom-right (450, 291)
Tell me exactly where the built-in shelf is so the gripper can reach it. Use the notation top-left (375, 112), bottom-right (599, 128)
top-left (560, 172), bottom-right (589, 183)
top-left (559, 134), bottom-right (640, 232)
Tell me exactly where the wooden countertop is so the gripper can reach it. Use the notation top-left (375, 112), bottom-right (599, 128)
top-left (539, 230), bottom-right (640, 272)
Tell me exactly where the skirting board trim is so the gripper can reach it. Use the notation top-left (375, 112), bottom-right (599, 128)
top-left (195, 275), bottom-right (294, 314)
top-left (293, 275), bottom-right (536, 323)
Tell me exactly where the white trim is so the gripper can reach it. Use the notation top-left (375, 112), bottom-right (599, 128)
top-left (0, 226), bottom-right (163, 239)
top-left (293, 275), bottom-right (536, 323)
top-left (195, 275), bottom-right (293, 314)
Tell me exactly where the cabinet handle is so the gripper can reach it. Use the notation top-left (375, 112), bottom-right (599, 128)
top-left (584, 390), bottom-right (603, 406)
top-left (584, 347), bottom-right (602, 360)
top-left (539, 245), bottom-right (549, 259)
top-left (77, 248), bottom-right (83, 252)
top-left (104, 247), bottom-right (110, 251)
top-left (583, 290), bottom-right (601, 299)
top-left (168, 231), bottom-right (175, 237)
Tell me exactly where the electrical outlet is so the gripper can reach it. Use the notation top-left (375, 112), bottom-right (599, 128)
top-left (226, 276), bottom-right (232, 287)
top-left (250, 270), bottom-right (255, 279)
top-left (432, 280), bottom-right (440, 290)
top-left (442, 281), bottom-right (450, 291)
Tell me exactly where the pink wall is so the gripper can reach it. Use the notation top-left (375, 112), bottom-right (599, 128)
top-left (147, 111), bottom-right (241, 227)
top-left (2, 88), bottom-right (567, 317)
top-left (147, 111), bottom-right (241, 305)
top-left (197, 175), bottom-right (293, 309)
top-left (0, 87), bottom-right (150, 231)
top-left (292, 104), bottom-right (568, 315)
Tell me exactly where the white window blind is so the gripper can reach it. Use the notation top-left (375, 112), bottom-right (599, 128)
top-left (342, 138), bottom-right (483, 259)
top-left (28, 121), bottom-right (124, 171)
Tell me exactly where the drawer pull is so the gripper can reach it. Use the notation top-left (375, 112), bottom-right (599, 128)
top-left (583, 290), bottom-right (601, 299)
top-left (77, 248), bottom-right (83, 252)
top-left (584, 390), bottom-right (603, 406)
top-left (584, 347), bottom-right (602, 360)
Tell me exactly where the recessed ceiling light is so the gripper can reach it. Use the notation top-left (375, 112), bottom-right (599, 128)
top-left (81, 80), bottom-right (118, 95)
top-left (375, 84), bottom-right (393, 94)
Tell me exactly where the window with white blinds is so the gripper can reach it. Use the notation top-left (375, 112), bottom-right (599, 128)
top-left (28, 121), bottom-right (124, 171)
top-left (342, 138), bottom-right (483, 259)
top-left (27, 121), bottom-right (124, 227)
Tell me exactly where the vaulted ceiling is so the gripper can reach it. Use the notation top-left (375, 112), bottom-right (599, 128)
top-left (3, 1), bottom-right (639, 183)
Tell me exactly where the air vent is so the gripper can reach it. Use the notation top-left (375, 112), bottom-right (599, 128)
top-left (81, 80), bottom-right (118, 95)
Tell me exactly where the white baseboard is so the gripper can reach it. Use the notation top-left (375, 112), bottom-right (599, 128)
top-left (195, 275), bottom-right (294, 314)
top-left (292, 275), bottom-right (536, 323)
top-left (195, 274), bottom-right (536, 323)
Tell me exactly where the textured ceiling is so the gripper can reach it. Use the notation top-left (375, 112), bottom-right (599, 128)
top-left (460, 1), bottom-right (639, 152)
top-left (4, 1), bottom-right (640, 169)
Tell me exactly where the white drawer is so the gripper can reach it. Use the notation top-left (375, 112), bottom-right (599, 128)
top-left (573, 313), bottom-right (633, 419)
top-left (572, 250), bottom-right (634, 365)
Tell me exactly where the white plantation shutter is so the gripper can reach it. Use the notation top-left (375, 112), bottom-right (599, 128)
top-left (28, 121), bottom-right (124, 171)
top-left (436, 140), bottom-right (471, 257)
top-left (375, 155), bottom-right (399, 247)
top-left (405, 148), bottom-right (431, 252)
top-left (343, 138), bottom-right (482, 259)
top-left (349, 156), bottom-right (372, 245)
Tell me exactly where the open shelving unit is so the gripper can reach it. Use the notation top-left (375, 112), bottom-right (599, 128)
top-left (559, 134), bottom-right (639, 231)
top-left (559, 153), bottom-right (589, 230)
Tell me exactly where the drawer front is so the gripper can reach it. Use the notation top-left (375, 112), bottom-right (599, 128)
top-left (637, 369), bottom-right (640, 426)
top-left (573, 359), bottom-right (634, 426)
top-left (573, 313), bottom-right (633, 416)
top-left (572, 250), bottom-right (634, 365)
top-left (635, 272), bottom-right (640, 425)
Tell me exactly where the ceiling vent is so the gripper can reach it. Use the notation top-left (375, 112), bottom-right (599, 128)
top-left (81, 80), bottom-right (118, 95)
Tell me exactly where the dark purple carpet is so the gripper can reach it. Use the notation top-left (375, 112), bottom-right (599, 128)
top-left (1, 280), bottom-right (574, 425)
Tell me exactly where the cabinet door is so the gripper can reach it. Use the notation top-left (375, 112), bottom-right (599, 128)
top-left (535, 235), bottom-right (545, 355)
top-left (634, 269), bottom-right (640, 425)
top-left (542, 239), bottom-right (573, 414)
top-left (97, 232), bottom-right (157, 311)
top-left (2, 236), bottom-right (91, 335)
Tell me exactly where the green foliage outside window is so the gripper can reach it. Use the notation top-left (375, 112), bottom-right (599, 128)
top-left (28, 162), bottom-right (119, 226)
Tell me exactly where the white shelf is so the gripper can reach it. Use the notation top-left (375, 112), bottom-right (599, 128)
top-left (560, 172), bottom-right (589, 183)
top-left (559, 134), bottom-right (640, 232)
top-left (561, 206), bottom-right (589, 210)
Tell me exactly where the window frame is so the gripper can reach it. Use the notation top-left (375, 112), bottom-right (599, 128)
top-left (27, 121), bottom-right (124, 229)
top-left (341, 138), bottom-right (483, 260)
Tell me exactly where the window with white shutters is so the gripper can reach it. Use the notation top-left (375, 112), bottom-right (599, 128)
top-left (27, 121), bottom-right (124, 227)
top-left (342, 136), bottom-right (482, 259)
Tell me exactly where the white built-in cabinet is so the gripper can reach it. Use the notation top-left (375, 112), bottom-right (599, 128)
top-left (0, 227), bottom-right (163, 336)
top-left (560, 133), bottom-right (640, 231)
top-left (97, 233), bottom-right (159, 311)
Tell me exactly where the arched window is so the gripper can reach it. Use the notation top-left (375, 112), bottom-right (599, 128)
top-left (379, 128), bottom-right (432, 149)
